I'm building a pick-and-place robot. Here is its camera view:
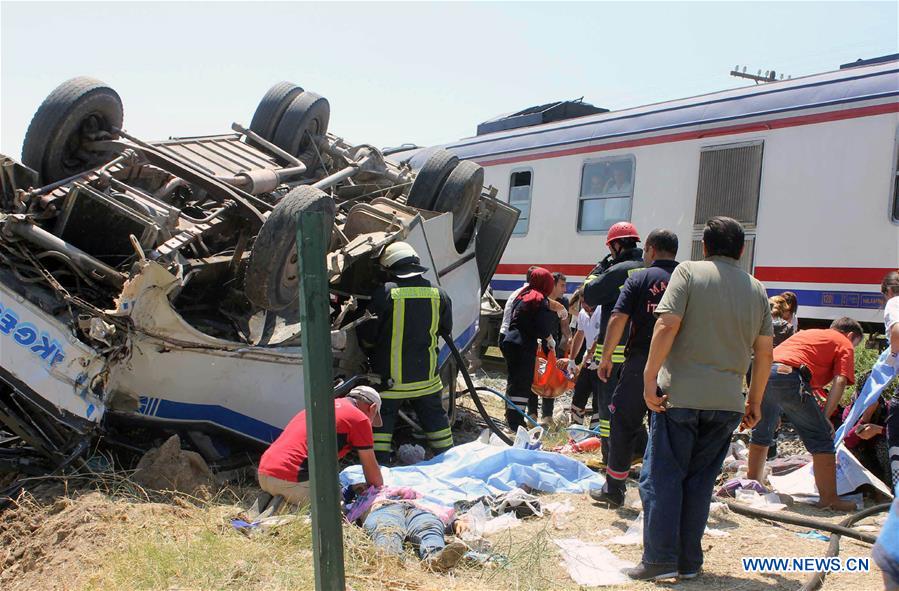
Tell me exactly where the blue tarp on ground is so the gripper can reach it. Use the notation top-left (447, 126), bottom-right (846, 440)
top-left (340, 441), bottom-right (604, 508)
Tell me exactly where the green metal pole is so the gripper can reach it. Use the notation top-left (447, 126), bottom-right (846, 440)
top-left (297, 210), bottom-right (346, 591)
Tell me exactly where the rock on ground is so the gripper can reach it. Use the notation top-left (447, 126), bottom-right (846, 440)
top-left (132, 434), bottom-right (214, 495)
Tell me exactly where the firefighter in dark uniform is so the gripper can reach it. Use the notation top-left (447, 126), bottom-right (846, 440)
top-left (591, 229), bottom-right (679, 507)
top-left (583, 221), bottom-right (644, 463)
top-left (357, 242), bottom-right (454, 463)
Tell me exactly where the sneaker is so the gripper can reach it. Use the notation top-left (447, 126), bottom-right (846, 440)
top-left (424, 541), bottom-right (467, 572)
top-left (625, 562), bottom-right (678, 581)
top-left (589, 485), bottom-right (624, 509)
top-left (678, 568), bottom-right (702, 580)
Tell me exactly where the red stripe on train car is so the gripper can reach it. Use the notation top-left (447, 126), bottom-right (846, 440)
top-left (754, 266), bottom-right (895, 284)
top-left (497, 264), bottom-right (896, 284)
top-left (496, 263), bottom-right (597, 276)
top-left (476, 102), bottom-right (899, 167)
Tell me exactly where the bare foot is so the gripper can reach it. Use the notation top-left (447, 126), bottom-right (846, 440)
top-left (816, 498), bottom-right (857, 512)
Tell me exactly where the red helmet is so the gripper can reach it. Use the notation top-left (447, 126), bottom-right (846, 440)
top-left (605, 221), bottom-right (640, 246)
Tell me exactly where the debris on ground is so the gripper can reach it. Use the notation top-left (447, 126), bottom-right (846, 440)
top-left (131, 434), bottom-right (214, 496)
top-left (554, 538), bottom-right (635, 586)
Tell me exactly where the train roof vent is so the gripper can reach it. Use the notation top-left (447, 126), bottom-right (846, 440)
top-left (476, 98), bottom-right (608, 136)
top-left (839, 53), bottom-right (899, 69)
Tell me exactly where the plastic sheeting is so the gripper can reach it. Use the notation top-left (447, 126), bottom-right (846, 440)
top-left (835, 349), bottom-right (896, 447)
top-left (554, 539), bottom-right (634, 586)
top-left (769, 444), bottom-right (892, 500)
top-left (340, 441), bottom-right (605, 509)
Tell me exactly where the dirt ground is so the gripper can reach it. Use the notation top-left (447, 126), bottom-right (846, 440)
top-left (0, 364), bottom-right (891, 590)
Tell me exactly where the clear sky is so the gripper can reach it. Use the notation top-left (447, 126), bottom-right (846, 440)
top-left (1, 1), bottom-right (896, 157)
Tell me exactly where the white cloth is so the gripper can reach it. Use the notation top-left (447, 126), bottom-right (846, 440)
top-left (577, 308), bottom-right (603, 349)
top-left (499, 284), bottom-right (526, 336)
top-left (885, 296), bottom-right (899, 333)
top-left (554, 539), bottom-right (634, 586)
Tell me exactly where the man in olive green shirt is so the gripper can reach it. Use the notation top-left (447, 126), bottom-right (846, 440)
top-left (627, 217), bottom-right (774, 582)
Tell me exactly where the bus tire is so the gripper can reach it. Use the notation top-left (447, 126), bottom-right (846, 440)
top-left (245, 186), bottom-right (336, 311)
top-left (22, 77), bottom-right (123, 184)
top-left (249, 82), bottom-right (304, 142)
top-left (407, 149), bottom-right (458, 210)
top-left (272, 91), bottom-right (330, 157)
top-left (433, 160), bottom-right (483, 252)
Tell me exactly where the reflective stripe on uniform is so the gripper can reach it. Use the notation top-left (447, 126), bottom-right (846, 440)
top-left (594, 344), bottom-right (626, 363)
top-left (381, 375), bottom-right (443, 399)
top-left (390, 287), bottom-right (441, 300)
top-left (428, 295), bottom-right (439, 382)
top-left (426, 427), bottom-right (454, 449)
top-left (386, 286), bottom-right (442, 399)
top-left (373, 432), bottom-right (393, 452)
top-left (598, 418), bottom-right (611, 437)
top-left (390, 293), bottom-right (405, 384)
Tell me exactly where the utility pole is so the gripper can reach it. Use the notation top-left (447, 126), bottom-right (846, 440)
top-left (298, 209), bottom-right (346, 591)
top-left (730, 65), bottom-right (792, 84)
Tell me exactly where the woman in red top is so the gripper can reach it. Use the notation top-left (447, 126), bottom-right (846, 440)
top-left (499, 267), bottom-right (556, 431)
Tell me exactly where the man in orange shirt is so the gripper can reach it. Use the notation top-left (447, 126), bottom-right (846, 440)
top-left (748, 317), bottom-right (864, 511)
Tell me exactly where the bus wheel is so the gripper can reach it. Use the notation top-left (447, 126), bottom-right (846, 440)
top-left (433, 160), bottom-right (483, 252)
top-left (22, 77), bottom-right (123, 184)
top-left (245, 186), bottom-right (335, 311)
top-left (249, 81), bottom-right (304, 142)
top-left (407, 149), bottom-right (458, 210)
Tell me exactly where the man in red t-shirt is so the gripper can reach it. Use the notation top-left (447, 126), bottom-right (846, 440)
top-left (748, 317), bottom-right (864, 511)
top-left (258, 386), bottom-right (385, 505)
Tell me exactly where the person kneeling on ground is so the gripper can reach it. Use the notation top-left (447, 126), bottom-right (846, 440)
top-left (257, 386), bottom-right (384, 506)
top-left (345, 485), bottom-right (468, 572)
top-left (747, 317), bottom-right (864, 511)
top-left (842, 374), bottom-right (897, 490)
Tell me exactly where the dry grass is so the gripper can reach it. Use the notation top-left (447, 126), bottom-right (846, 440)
top-left (0, 366), bottom-right (890, 590)
top-left (0, 456), bottom-right (889, 591)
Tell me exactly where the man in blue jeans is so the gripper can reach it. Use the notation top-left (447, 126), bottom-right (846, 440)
top-left (634, 217), bottom-right (774, 581)
top-left (747, 318), bottom-right (864, 511)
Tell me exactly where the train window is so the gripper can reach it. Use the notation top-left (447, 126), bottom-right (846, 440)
top-left (509, 169), bottom-right (532, 235)
top-left (577, 156), bottom-right (635, 232)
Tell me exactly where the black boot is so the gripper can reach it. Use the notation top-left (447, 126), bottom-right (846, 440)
top-left (589, 479), bottom-right (625, 508)
top-left (625, 562), bottom-right (678, 581)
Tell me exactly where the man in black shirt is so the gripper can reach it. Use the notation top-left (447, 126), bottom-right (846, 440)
top-left (583, 222), bottom-right (644, 459)
top-left (591, 229), bottom-right (679, 507)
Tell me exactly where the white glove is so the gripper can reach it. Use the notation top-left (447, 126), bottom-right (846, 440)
top-left (557, 306), bottom-right (569, 321)
top-left (567, 360), bottom-right (577, 375)
top-left (546, 336), bottom-right (557, 352)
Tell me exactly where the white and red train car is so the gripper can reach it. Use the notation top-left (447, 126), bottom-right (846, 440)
top-left (396, 57), bottom-right (899, 329)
